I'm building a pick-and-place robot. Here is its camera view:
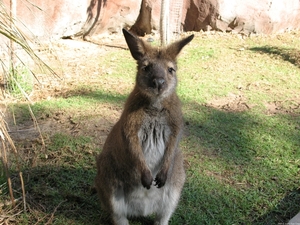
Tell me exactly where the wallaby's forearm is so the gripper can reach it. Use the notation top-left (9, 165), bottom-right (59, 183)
top-left (95, 28), bottom-right (194, 225)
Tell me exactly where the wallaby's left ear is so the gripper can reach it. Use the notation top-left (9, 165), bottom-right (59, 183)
top-left (167, 34), bottom-right (194, 59)
top-left (122, 28), bottom-right (146, 61)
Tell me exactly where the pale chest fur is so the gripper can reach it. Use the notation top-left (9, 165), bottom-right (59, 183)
top-left (120, 114), bottom-right (171, 217)
top-left (138, 113), bottom-right (171, 176)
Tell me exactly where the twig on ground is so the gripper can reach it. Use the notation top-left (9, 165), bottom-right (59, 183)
top-left (0, 111), bottom-right (26, 209)
top-left (0, 206), bottom-right (23, 224)
top-left (44, 200), bottom-right (67, 225)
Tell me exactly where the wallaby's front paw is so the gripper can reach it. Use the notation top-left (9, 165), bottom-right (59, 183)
top-left (141, 169), bottom-right (153, 189)
top-left (154, 170), bottom-right (167, 188)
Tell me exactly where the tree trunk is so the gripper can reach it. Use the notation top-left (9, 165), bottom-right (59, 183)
top-left (160, 0), bottom-right (170, 46)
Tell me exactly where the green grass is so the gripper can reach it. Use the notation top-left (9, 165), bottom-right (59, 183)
top-left (10, 87), bottom-right (127, 124)
top-left (7, 65), bottom-right (34, 98)
top-left (179, 106), bottom-right (299, 224)
top-left (1, 31), bottom-right (300, 224)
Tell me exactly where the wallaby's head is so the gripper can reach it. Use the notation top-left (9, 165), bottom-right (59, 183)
top-left (122, 29), bottom-right (194, 100)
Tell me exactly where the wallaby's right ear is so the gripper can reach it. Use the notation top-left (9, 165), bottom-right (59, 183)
top-left (122, 28), bottom-right (145, 61)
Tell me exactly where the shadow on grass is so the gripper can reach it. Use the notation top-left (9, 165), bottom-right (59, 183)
top-left (6, 90), bottom-right (300, 224)
top-left (9, 88), bottom-right (128, 124)
top-left (184, 102), bottom-right (300, 164)
top-left (11, 165), bottom-right (155, 225)
top-left (254, 188), bottom-right (300, 225)
top-left (250, 46), bottom-right (300, 67)
top-left (60, 87), bottom-right (128, 104)
top-left (19, 166), bottom-right (103, 225)
top-left (181, 101), bottom-right (300, 224)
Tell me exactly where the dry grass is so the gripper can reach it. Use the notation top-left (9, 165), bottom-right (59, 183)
top-left (0, 2), bottom-right (57, 222)
top-left (0, 28), bottom-right (300, 224)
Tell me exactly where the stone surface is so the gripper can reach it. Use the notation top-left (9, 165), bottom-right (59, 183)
top-left (81, 0), bottom-right (141, 37)
top-left (183, 0), bottom-right (219, 32)
top-left (2, 0), bottom-right (141, 39)
top-left (130, 0), bottom-right (300, 36)
top-left (217, 0), bottom-right (300, 34)
top-left (2, 0), bottom-right (89, 39)
top-left (2, 0), bottom-right (300, 40)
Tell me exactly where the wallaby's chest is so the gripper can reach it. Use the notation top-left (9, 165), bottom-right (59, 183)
top-left (137, 114), bottom-right (171, 174)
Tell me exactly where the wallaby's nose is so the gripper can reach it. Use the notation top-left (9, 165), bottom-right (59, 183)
top-left (153, 78), bottom-right (165, 91)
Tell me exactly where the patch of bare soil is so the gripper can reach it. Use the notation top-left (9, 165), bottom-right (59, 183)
top-left (2, 32), bottom-right (300, 150)
top-left (2, 34), bottom-right (127, 147)
top-left (207, 92), bottom-right (300, 115)
top-left (29, 35), bottom-right (127, 102)
top-left (206, 92), bottom-right (251, 112)
top-left (7, 110), bottom-right (115, 146)
top-left (264, 99), bottom-right (300, 115)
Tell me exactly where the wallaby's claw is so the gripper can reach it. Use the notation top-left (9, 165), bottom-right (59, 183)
top-left (154, 171), bottom-right (167, 188)
top-left (95, 29), bottom-right (193, 225)
top-left (141, 169), bottom-right (153, 189)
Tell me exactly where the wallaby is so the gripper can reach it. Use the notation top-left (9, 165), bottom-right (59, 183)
top-left (95, 28), bottom-right (194, 225)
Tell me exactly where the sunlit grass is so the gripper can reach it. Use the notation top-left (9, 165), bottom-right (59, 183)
top-left (1, 31), bottom-right (300, 224)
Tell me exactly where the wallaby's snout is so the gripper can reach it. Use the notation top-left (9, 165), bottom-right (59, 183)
top-left (122, 28), bottom-right (194, 100)
top-left (152, 77), bottom-right (165, 92)
top-left (150, 64), bottom-right (167, 94)
top-left (137, 61), bottom-right (174, 97)
top-left (95, 28), bottom-right (194, 225)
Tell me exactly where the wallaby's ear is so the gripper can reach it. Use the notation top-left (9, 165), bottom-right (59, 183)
top-left (122, 28), bottom-right (145, 61)
top-left (167, 34), bottom-right (194, 59)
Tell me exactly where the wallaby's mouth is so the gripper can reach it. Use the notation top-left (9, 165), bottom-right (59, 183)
top-left (150, 77), bottom-right (166, 95)
top-left (149, 86), bottom-right (165, 96)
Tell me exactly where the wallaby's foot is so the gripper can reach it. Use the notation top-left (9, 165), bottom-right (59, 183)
top-left (113, 215), bottom-right (129, 225)
top-left (154, 217), bottom-right (170, 225)
top-left (153, 205), bottom-right (176, 225)
top-left (141, 169), bottom-right (153, 189)
top-left (95, 29), bottom-right (193, 225)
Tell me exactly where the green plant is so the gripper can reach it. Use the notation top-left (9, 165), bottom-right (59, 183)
top-left (1, 31), bottom-right (300, 224)
top-left (6, 65), bottom-right (34, 98)
top-left (0, 1), bottom-right (57, 218)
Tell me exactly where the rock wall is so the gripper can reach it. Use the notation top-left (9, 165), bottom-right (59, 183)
top-left (217, 0), bottom-right (300, 34)
top-left (2, 0), bottom-right (300, 40)
top-left (79, 0), bottom-right (142, 37)
top-left (2, 0), bottom-right (89, 39)
top-left (2, 0), bottom-right (141, 40)
top-left (131, 0), bottom-right (300, 35)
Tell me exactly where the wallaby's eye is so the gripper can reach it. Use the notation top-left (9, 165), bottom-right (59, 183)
top-left (168, 67), bottom-right (175, 74)
top-left (142, 65), bottom-right (151, 72)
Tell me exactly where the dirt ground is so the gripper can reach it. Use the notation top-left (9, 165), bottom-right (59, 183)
top-left (1, 31), bottom-right (300, 224)
top-left (1, 34), bottom-right (128, 146)
top-left (2, 32), bottom-right (300, 148)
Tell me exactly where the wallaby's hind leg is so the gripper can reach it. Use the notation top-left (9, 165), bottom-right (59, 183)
top-left (154, 189), bottom-right (181, 225)
top-left (154, 151), bottom-right (185, 225)
top-left (95, 29), bottom-right (193, 225)
top-left (111, 187), bottom-right (129, 225)
top-left (111, 206), bottom-right (129, 225)
top-left (112, 215), bottom-right (129, 225)
top-left (97, 186), bottom-right (129, 225)
top-left (95, 160), bottom-right (129, 225)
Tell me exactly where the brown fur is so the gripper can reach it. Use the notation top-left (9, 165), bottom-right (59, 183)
top-left (95, 29), bottom-right (194, 225)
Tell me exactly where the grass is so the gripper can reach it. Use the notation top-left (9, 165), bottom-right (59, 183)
top-left (1, 31), bottom-right (300, 224)
top-left (6, 65), bottom-right (34, 98)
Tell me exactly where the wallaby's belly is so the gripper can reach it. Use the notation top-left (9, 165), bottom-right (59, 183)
top-left (111, 117), bottom-right (172, 217)
top-left (138, 117), bottom-right (171, 176)
top-left (110, 115), bottom-right (178, 219)
top-left (112, 179), bottom-right (172, 218)
top-left (128, 185), bottom-right (165, 216)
